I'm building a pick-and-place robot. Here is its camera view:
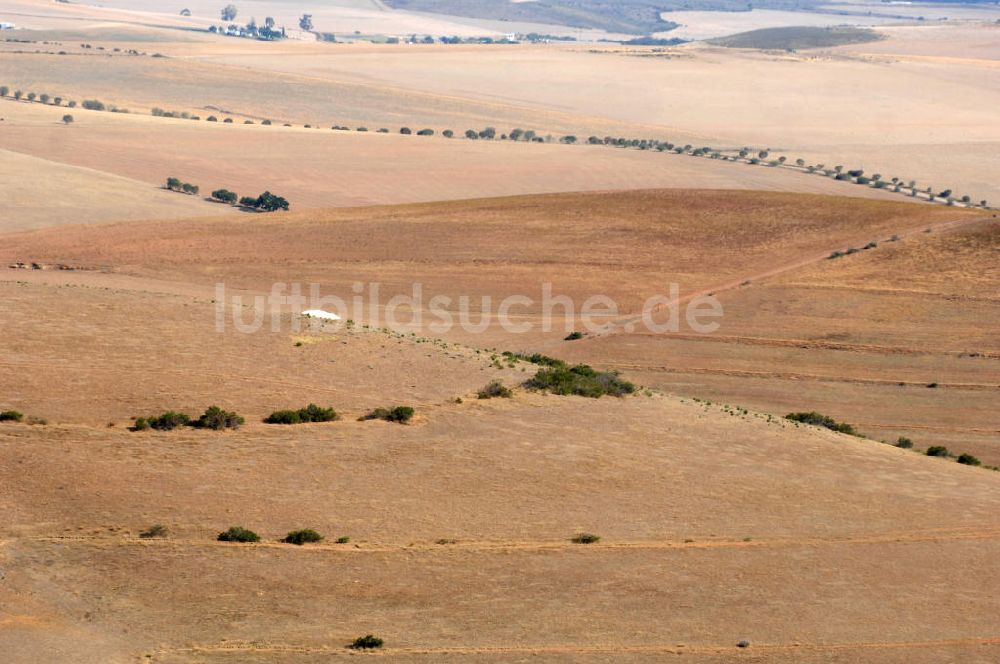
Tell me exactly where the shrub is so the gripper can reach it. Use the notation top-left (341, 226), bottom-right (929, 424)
top-left (264, 409), bottom-right (302, 424)
top-left (282, 529), bottom-right (324, 545)
top-left (132, 417), bottom-right (150, 431)
top-left (442, 129), bottom-right (454, 138)
top-left (349, 635), bottom-right (384, 650)
top-left (217, 526), bottom-right (260, 543)
top-left (223, 118), bottom-right (233, 123)
top-left (145, 411), bottom-right (191, 431)
top-left (0, 410), bottom-right (24, 422)
top-left (264, 404), bottom-right (338, 424)
top-left (361, 406), bottom-right (414, 423)
top-left (525, 364), bottom-right (635, 398)
top-left (477, 381), bottom-right (512, 399)
top-left (192, 405), bottom-right (244, 430)
top-left (957, 453), bottom-right (981, 466)
top-left (564, 331), bottom-right (584, 341)
top-left (211, 188), bottom-right (238, 204)
top-left (400, 127), bottom-right (411, 134)
top-left (62, 114), bottom-right (74, 124)
top-left (926, 446), bottom-right (949, 457)
top-left (81, 99), bottom-right (105, 111)
top-left (502, 351), bottom-right (565, 368)
top-left (335, 536), bottom-right (350, 544)
top-left (784, 412), bottom-right (857, 436)
top-left (139, 524), bottom-right (168, 539)
top-left (262, 119), bottom-right (272, 125)
top-left (895, 437), bottom-right (914, 449)
top-left (416, 128), bottom-right (434, 136)
top-left (571, 533), bottom-right (601, 544)
top-left (299, 403), bottom-right (337, 422)
top-left (206, 115), bottom-right (218, 122)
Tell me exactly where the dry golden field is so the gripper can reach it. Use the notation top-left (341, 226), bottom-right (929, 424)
top-left (1, 1), bottom-right (999, 661)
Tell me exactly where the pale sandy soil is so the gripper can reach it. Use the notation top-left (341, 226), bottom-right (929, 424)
top-left (0, 148), bottom-right (232, 231)
top-left (839, 22), bottom-right (1000, 60)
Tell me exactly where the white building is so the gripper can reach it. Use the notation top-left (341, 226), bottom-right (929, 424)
top-left (0, 22), bottom-right (16, 30)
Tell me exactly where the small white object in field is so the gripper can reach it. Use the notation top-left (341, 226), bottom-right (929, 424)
top-left (301, 309), bottom-right (341, 321)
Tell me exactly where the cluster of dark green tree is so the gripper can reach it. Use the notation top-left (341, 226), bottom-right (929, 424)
top-left (238, 190), bottom-right (290, 212)
top-left (165, 177), bottom-right (199, 195)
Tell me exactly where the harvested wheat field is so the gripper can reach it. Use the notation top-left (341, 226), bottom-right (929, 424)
top-left (0, 97), bottom-right (909, 231)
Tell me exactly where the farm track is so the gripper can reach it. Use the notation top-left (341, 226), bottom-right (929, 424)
top-left (605, 364), bottom-right (1000, 391)
top-left (12, 525), bottom-right (1000, 554)
top-left (151, 636), bottom-right (1000, 659)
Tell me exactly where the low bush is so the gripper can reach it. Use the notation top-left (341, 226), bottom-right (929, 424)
top-left (335, 536), bottom-right (351, 544)
top-left (192, 405), bottom-right (244, 430)
top-left (349, 634), bottom-right (384, 650)
top-left (571, 533), bottom-right (601, 544)
top-left (477, 381), bottom-right (512, 399)
top-left (264, 409), bottom-right (302, 424)
top-left (525, 364), bottom-right (635, 398)
top-left (144, 411), bottom-right (191, 431)
top-left (217, 526), bottom-right (260, 543)
top-left (564, 331), bottom-right (584, 341)
top-left (264, 404), bottom-right (338, 424)
top-left (139, 524), bottom-right (168, 539)
top-left (282, 529), bottom-right (324, 545)
top-left (0, 410), bottom-right (23, 422)
top-left (501, 351), bottom-right (566, 368)
top-left (361, 406), bottom-right (414, 423)
top-left (957, 453), bottom-right (981, 466)
top-left (895, 437), bottom-right (914, 449)
top-left (926, 446), bottom-right (950, 457)
top-left (784, 412), bottom-right (858, 436)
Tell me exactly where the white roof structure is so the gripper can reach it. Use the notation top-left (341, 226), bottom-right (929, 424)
top-left (301, 309), bottom-right (341, 321)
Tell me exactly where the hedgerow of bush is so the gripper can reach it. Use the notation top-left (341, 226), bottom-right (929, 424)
top-left (784, 412), bottom-right (858, 436)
